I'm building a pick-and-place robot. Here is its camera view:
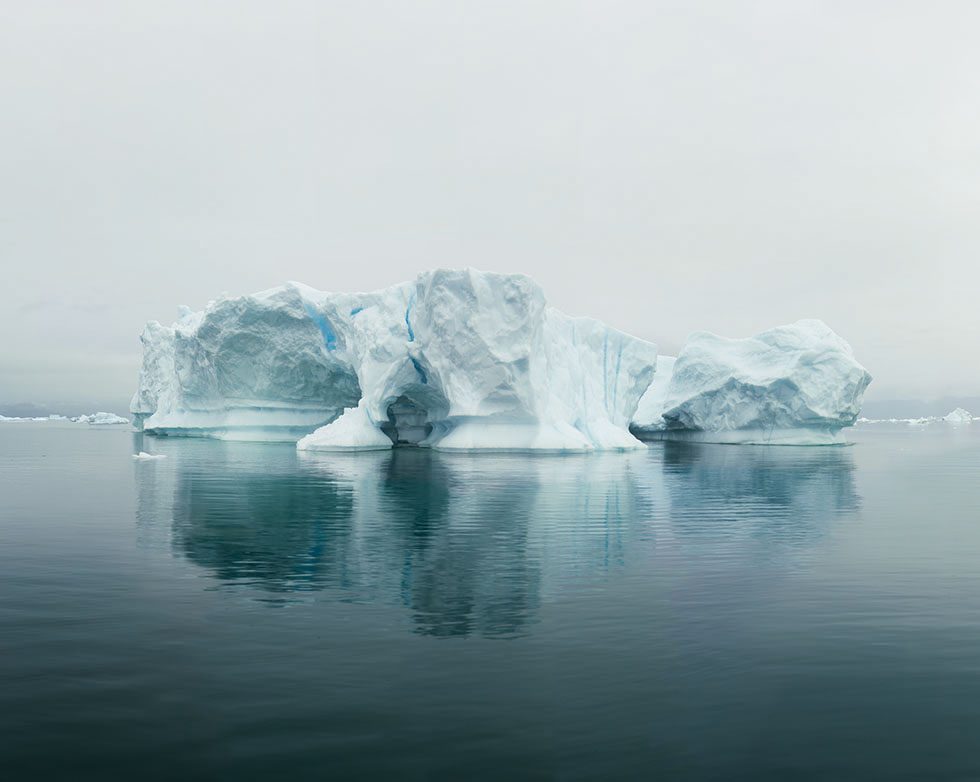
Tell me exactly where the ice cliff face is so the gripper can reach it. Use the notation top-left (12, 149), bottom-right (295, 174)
top-left (631, 320), bottom-right (872, 445)
top-left (132, 269), bottom-right (658, 450)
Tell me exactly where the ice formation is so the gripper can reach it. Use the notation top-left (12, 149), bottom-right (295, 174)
top-left (943, 408), bottom-right (974, 424)
top-left (0, 413), bottom-right (126, 424)
top-left (131, 270), bottom-right (876, 450)
top-left (632, 355), bottom-right (675, 432)
top-left (857, 408), bottom-right (975, 426)
top-left (73, 412), bottom-right (130, 425)
top-left (133, 452), bottom-right (167, 460)
top-left (631, 320), bottom-right (871, 445)
top-left (132, 269), bottom-right (658, 451)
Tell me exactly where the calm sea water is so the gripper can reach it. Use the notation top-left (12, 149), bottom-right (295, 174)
top-left (2, 422), bottom-right (980, 780)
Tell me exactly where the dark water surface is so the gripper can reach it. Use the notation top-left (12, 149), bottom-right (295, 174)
top-left (2, 422), bottom-right (980, 780)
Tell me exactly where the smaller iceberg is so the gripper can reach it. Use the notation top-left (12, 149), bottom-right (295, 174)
top-left (73, 412), bottom-right (130, 425)
top-left (632, 320), bottom-right (871, 445)
top-left (133, 452), bottom-right (167, 460)
top-left (943, 408), bottom-right (974, 424)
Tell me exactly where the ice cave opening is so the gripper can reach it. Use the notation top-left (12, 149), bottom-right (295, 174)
top-left (381, 395), bottom-right (435, 446)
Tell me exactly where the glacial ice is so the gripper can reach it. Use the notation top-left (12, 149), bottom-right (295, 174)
top-left (857, 408), bottom-right (975, 426)
top-left (73, 412), bottom-right (130, 425)
top-left (0, 413), bottom-right (126, 424)
top-left (131, 284), bottom-right (362, 441)
top-left (943, 408), bottom-right (974, 424)
top-left (631, 320), bottom-right (872, 445)
top-left (133, 269), bottom-right (659, 451)
top-left (133, 452), bottom-right (167, 460)
top-left (632, 355), bottom-right (676, 432)
top-left (857, 416), bottom-right (936, 426)
top-left (131, 270), bottom-right (876, 450)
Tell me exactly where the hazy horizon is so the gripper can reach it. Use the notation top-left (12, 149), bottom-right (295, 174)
top-left (4, 2), bottom-right (979, 412)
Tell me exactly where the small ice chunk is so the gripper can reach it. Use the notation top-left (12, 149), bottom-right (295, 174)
top-left (133, 452), bottom-right (167, 460)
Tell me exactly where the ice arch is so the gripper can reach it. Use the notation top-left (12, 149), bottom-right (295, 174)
top-left (380, 389), bottom-right (451, 446)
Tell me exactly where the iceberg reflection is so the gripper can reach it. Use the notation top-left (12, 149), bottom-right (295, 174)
top-left (133, 439), bottom-right (859, 636)
top-left (661, 441), bottom-right (860, 544)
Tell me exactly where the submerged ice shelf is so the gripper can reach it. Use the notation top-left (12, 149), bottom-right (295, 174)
top-left (131, 269), bottom-right (872, 449)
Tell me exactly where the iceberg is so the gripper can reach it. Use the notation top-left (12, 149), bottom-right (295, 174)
top-left (133, 451), bottom-right (167, 460)
top-left (72, 412), bottom-right (130, 425)
top-left (131, 285), bottom-right (362, 440)
top-left (631, 320), bottom-right (871, 445)
top-left (133, 269), bottom-right (659, 451)
top-left (943, 408), bottom-right (974, 424)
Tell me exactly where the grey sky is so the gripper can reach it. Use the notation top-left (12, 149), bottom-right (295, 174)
top-left (3, 1), bottom-right (978, 410)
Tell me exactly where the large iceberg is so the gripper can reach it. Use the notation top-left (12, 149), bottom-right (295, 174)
top-left (132, 269), bottom-right (658, 451)
top-left (631, 320), bottom-right (872, 445)
top-left (131, 285), bottom-right (362, 440)
top-left (132, 271), bottom-right (872, 450)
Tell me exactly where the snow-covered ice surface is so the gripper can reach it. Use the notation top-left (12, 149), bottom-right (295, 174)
top-left (134, 269), bottom-right (658, 451)
top-left (632, 320), bottom-right (871, 446)
top-left (296, 404), bottom-right (393, 451)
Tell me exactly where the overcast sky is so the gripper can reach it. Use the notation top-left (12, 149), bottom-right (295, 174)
top-left (2, 0), bottom-right (979, 410)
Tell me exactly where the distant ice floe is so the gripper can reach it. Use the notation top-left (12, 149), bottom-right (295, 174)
top-left (0, 412), bottom-right (130, 425)
top-left (133, 452), bottom-right (167, 460)
top-left (72, 412), bottom-right (130, 425)
top-left (857, 408), bottom-right (974, 426)
top-left (0, 414), bottom-right (69, 422)
top-left (943, 407), bottom-right (975, 424)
